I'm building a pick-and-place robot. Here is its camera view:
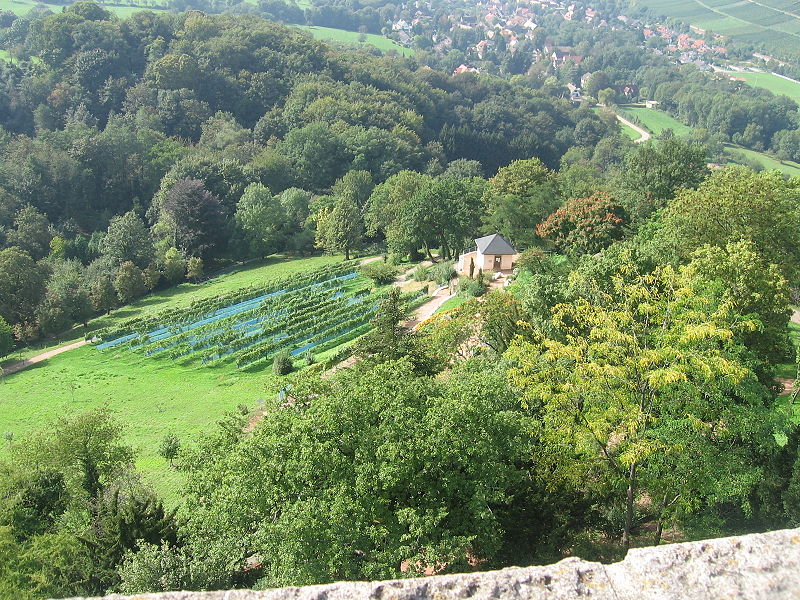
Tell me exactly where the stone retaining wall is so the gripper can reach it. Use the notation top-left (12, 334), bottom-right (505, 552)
top-left (62, 527), bottom-right (800, 600)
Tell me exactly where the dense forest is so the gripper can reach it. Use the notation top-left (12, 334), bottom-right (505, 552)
top-left (1, 3), bottom-right (800, 599)
top-left (0, 2), bottom-right (628, 343)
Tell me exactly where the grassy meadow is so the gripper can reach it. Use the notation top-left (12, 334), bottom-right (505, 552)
top-left (292, 24), bottom-right (413, 56)
top-left (734, 72), bottom-right (800, 104)
top-left (617, 106), bottom-right (693, 136)
top-left (0, 0), bottom-right (168, 16)
top-left (0, 254), bottom-right (348, 504)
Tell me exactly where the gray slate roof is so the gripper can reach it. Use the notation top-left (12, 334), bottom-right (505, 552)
top-left (475, 233), bottom-right (516, 255)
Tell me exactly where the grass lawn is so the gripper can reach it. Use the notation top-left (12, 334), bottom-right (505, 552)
top-left (617, 106), bottom-right (693, 136)
top-left (0, 254), bottom-right (349, 505)
top-left (722, 144), bottom-right (800, 177)
top-left (293, 25), bottom-right (413, 57)
top-left (434, 295), bottom-right (467, 314)
top-left (735, 72), bottom-right (800, 104)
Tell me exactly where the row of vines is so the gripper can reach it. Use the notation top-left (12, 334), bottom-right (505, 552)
top-left (93, 261), bottom-right (393, 370)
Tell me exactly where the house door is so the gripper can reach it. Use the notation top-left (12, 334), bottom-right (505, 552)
top-left (494, 256), bottom-right (502, 270)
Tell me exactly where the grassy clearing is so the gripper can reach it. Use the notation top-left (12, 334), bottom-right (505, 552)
top-left (617, 106), bottom-right (693, 136)
top-left (734, 72), bottom-right (800, 104)
top-left (0, 255), bottom-right (349, 504)
top-left (293, 25), bottom-right (413, 57)
top-left (722, 145), bottom-right (800, 177)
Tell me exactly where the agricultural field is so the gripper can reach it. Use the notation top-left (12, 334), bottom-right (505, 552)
top-left (617, 106), bottom-right (693, 136)
top-left (734, 72), bottom-right (800, 104)
top-left (636, 0), bottom-right (800, 61)
top-left (292, 24), bottom-right (414, 56)
top-left (0, 255), bottom-right (385, 505)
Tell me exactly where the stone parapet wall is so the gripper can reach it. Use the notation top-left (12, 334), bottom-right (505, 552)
top-left (62, 527), bottom-right (800, 600)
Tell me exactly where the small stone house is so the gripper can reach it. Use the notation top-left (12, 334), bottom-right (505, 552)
top-left (457, 234), bottom-right (518, 276)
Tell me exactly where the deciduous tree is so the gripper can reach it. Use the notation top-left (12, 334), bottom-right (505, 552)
top-left (506, 263), bottom-right (776, 549)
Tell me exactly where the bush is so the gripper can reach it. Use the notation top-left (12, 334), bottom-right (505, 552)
top-left (429, 261), bottom-right (455, 286)
top-left (360, 262), bottom-right (399, 286)
top-left (457, 275), bottom-right (486, 298)
top-left (303, 350), bottom-right (316, 366)
top-left (412, 265), bottom-right (430, 282)
top-left (273, 350), bottom-right (293, 375)
top-left (186, 256), bottom-right (204, 282)
top-left (159, 433), bottom-right (180, 466)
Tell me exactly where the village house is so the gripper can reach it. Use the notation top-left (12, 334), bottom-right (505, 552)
top-left (457, 234), bottom-right (518, 276)
top-left (453, 64), bottom-right (480, 75)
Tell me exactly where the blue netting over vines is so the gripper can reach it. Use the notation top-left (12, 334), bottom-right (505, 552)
top-left (93, 262), bottom-right (384, 369)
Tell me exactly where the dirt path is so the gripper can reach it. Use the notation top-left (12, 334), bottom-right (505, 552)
top-left (406, 288), bottom-right (454, 330)
top-left (616, 114), bottom-right (651, 143)
top-left (1, 339), bottom-right (91, 377)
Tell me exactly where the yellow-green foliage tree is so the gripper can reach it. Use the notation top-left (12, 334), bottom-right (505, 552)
top-left (506, 261), bottom-right (779, 548)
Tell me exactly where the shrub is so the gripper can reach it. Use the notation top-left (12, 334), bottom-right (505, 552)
top-left (186, 257), bottom-right (204, 282)
top-left (412, 265), bottom-right (430, 282)
top-left (457, 275), bottom-right (486, 298)
top-left (429, 261), bottom-right (456, 285)
top-left (303, 350), bottom-right (316, 366)
top-left (360, 262), bottom-right (399, 286)
top-left (273, 350), bottom-right (293, 375)
top-left (159, 433), bottom-right (180, 467)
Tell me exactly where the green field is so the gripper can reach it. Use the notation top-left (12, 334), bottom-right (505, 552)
top-left (723, 144), bottom-right (800, 176)
top-left (293, 25), bottom-right (413, 57)
top-left (734, 72), bottom-right (800, 104)
top-left (0, 0), bottom-right (168, 16)
top-left (0, 255), bottom-right (348, 504)
top-left (617, 106), bottom-right (693, 136)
